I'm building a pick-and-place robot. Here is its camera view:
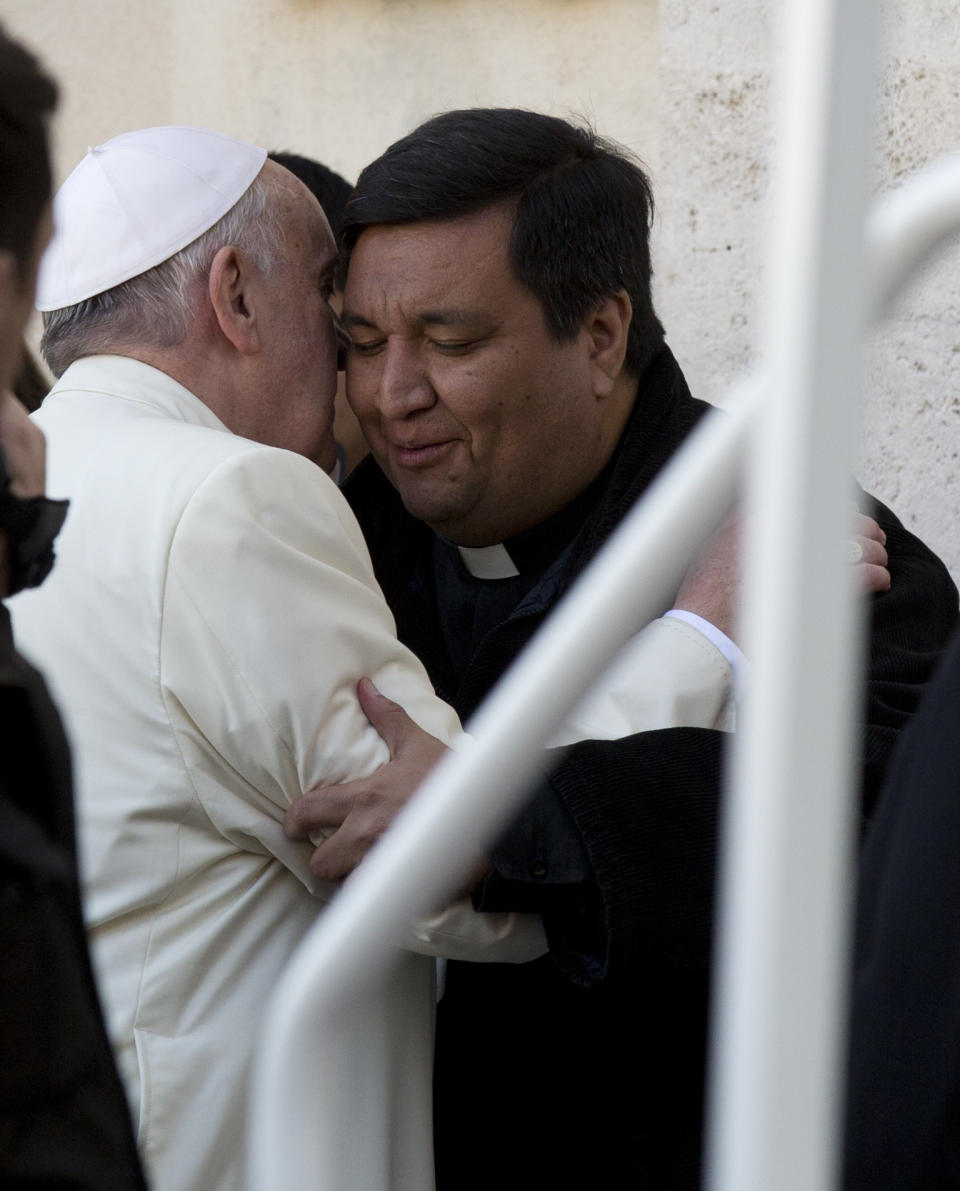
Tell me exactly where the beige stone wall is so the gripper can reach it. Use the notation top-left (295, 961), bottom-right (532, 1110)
top-left (8, 1), bottom-right (956, 577)
top-left (4, 1), bottom-right (659, 189)
top-left (657, 1), bottom-right (960, 579)
top-left (863, 5), bottom-right (960, 578)
top-left (5, 0), bottom-right (660, 380)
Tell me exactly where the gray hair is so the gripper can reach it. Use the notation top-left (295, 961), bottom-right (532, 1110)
top-left (40, 165), bottom-right (289, 377)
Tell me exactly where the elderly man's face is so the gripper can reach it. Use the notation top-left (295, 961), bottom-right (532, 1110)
top-left (253, 166), bottom-right (339, 470)
top-left (342, 206), bottom-right (617, 546)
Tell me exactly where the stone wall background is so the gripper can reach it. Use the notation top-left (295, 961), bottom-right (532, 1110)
top-left (5, 0), bottom-right (959, 574)
top-left (656, 0), bottom-right (960, 577)
top-left (3, 1), bottom-right (659, 198)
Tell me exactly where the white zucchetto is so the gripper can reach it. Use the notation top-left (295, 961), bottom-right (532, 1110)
top-left (36, 125), bottom-right (267, 312)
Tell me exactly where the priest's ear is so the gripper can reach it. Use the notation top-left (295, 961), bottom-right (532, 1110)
top-left (208, 245), bottom-right (261, 355)
top-left (585, 289), bottom-right (632, 398)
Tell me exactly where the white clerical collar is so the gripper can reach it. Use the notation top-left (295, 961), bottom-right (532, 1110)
top-left (456, 543), bottom-right (520, 579)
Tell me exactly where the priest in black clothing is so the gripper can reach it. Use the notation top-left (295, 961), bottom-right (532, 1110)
top-left (286, 108), bottom-right (958, 1189)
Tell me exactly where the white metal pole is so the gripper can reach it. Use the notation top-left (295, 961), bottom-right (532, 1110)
top-left (705, 1), bottom-right (880, 1189)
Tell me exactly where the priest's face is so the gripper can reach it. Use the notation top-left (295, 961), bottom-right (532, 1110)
top-left (342, 205), bottom-right (624, 546)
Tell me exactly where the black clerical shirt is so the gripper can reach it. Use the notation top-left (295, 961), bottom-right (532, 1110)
top-left (428, 468), bottom-right (618, 973)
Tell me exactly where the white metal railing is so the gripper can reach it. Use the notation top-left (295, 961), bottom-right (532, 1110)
top-left (248, 20), bottom-right (960, 1191)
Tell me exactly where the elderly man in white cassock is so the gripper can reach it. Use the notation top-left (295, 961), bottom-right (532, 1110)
top-left (9, 126), bottom-right (550, 1191)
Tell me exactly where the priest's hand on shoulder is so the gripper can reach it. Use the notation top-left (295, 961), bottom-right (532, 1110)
top-left (284, 678), bottom-right (450, 882)
top-left (850, 510), bottom-right (890, 595)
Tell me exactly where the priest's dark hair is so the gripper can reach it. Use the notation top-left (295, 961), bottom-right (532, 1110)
top-left (0, 24), bottom-right (57, 269)
top-left (339, 107), bottom-right (665, 378)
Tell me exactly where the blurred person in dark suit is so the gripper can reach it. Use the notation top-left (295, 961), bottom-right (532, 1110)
top-left (845, 620), bottom-right (960, 1191)
top-left (0, 23), bottom-right (146, 1190)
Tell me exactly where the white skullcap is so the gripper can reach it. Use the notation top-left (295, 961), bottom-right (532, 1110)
top-left (36, 125), bottom-right (267, 311)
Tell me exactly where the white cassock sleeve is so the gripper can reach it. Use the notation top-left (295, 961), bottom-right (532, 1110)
top-left (159, 446), bottom-right (545, 962)
top-left (549, 614), bottom-right (737, 747)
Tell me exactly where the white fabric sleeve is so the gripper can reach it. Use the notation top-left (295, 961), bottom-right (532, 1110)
top-left (663, 608), bottom-right (748, 696)
top-left (160, 447), bottom-right (545, 960)
top-left (548, 614), bottom-right (737, 747)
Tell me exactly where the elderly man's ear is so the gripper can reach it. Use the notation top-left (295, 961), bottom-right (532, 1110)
top-left (586, 289), bottom-right (632, 398)
top-left (208, 245), bottom-right (261, 355)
